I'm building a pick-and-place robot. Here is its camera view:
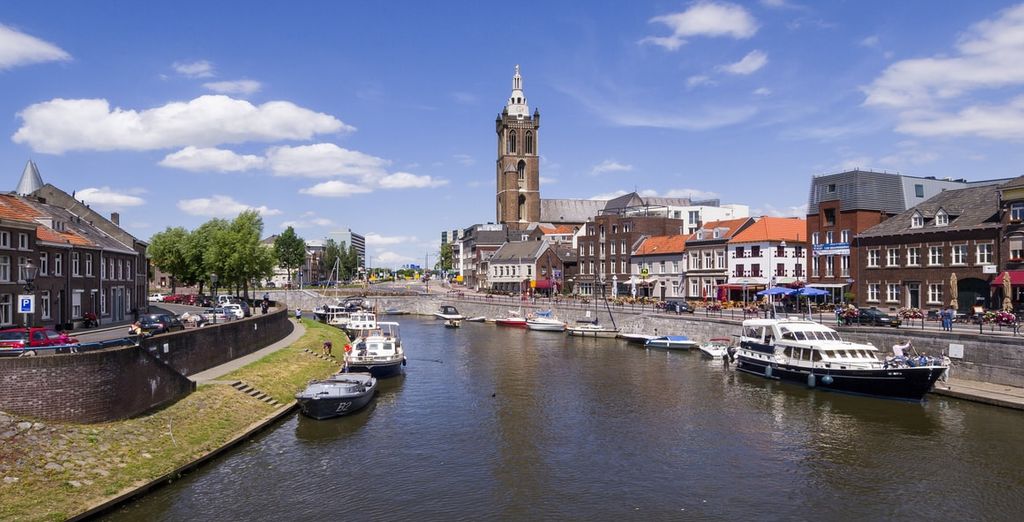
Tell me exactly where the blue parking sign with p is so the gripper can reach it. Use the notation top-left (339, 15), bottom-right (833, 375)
top-left (18, 295), bottom-right (34, 314)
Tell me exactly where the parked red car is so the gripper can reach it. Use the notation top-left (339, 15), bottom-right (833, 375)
top-left (162, 294), bottom-right (186, 304)
top-left (0, 327), bottom-right (80, 357)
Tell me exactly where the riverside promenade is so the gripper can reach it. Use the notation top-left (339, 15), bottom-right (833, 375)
top-left (273, 282), bottom-right (1024, 411)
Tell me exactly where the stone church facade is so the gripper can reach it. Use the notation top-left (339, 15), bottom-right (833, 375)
top-left (495, 65), bottom-right (541, 230)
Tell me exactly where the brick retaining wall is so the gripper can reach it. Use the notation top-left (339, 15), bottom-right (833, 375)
top-left (0, 309), bottom-right (294, 423)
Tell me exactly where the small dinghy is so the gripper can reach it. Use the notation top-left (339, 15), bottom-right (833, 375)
top-left (445, 319), bottom-right (461, 328)
top-left (296, 372), bottom-right (377, 420)
top-left (699, 338), bottom-right (731, 359)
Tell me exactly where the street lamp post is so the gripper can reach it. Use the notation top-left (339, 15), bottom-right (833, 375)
top-left (22, 260), bottom-right (37, 327)
top-left (210, 273), bottom-right (218, 324)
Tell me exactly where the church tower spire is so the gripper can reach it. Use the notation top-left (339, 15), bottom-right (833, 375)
top-left (15, 160), bottom-right (44, 195)
top-left (496, 65), bottom-right (540, 230)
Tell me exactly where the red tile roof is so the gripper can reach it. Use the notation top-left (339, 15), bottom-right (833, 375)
top-left (0, 194), bottom-right (96, 247)
top-left (697, 217), bottom-right (753, 240)
top-left (634, 234), bottom-right (690, 256)
top-left (730, 216), bottom-right (807, 243)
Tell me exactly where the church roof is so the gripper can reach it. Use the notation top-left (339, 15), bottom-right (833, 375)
top-left (15, 160), bottom-right (44, 195)
top-left (540, 199), bottom-right (605, 224)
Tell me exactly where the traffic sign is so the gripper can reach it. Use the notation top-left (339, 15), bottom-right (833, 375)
top-left (18, 295), bottom-right (34, 314)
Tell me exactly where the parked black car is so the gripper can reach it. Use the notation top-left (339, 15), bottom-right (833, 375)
top-left (855, 308), bottom-right (901, 327)
top-left (664, 300), bottom-right (695, 314)
top-left (139, 314), bottom-right (185, 335)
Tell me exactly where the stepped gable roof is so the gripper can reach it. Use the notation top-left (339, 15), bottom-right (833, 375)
top-left (730, 216), bottom-right (807, 243)
top-left (15, 160), bottom-right (44, 195)
top-left (540, 198), bottom-right (605, 224)
top-left (490, 240), bottom-right (547, 263)
top-left (634, 234), bottom-right (690, 256)
top-left (689, 217), bottom-right (753, 243)
top-left (858, 184), bottom-right (1001, 238)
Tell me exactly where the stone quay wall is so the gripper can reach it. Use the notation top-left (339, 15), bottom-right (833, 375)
top-left (0, 310), bottom-right (294, 423)
top-left (277, 291), bottom-right (1024, 388)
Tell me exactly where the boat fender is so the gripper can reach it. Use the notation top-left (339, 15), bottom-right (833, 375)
top-left (807, 374), bottom-right (816, 388)
top-left (764, 366), bottom-right (773, 378)
top-left (821, 375), bottom-right (834, 385)
top-left (402, 358), bottom-right (407, 366)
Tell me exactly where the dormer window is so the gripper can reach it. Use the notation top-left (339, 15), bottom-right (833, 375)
top-left (935, 210), bottom-right (949, 227)
top-left (910, 212), bottom-right (924, 229)
top-left (712, 229), bottom-right (721, 239)
top-left (696, 231), bottom-right (704, 240)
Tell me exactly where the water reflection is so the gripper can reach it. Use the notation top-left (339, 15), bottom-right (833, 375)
top-left (102, 317), bottom-right (1024, 521)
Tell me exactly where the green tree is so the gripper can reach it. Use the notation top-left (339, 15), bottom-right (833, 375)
top-left (321, 239), bottom-right (344, 283)
top-left (273, 226), bottom-right (306, 287)
top-left (438, 243), bottom-right (453, 271)
top-left (191, 218), bottom-right (230, 295)
top-left (202, 211), bottom-right (273, 299)
top-left (345, 243), bottom-right (360, 279)
top-left (148, 227), bottom-right (190, 293)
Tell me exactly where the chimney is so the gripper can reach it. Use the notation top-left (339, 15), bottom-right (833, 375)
top-left (110, 212), bottom-right (120, 226)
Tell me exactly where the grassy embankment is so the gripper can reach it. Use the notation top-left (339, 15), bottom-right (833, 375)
top-left (0, 319), bottom-right (345, 521)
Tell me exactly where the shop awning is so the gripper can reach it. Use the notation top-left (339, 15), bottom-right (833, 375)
top-left (990, 271), bottom-right (1024, 286)
top-left (534, 279), bottom-right (554, 289)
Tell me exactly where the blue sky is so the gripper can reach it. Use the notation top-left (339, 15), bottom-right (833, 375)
top-left (3, 1), bottom-right (1024, 267)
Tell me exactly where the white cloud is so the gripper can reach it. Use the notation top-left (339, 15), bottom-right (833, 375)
top-left (365, 233), bottom-right (418, 246)
top-left (14, 95), bottom-right (351, 154)
top-left (539, 176), bottom-right (558, 185)
top-left (718, 50), bottom-right (768, 75)
top-left (590, 160), bottom-right (633, 175)
top-left (686, 75), bottom-right (714, 88)
top-left (860, 35), bottom-right (880, 48)
top-left (177, 195), bottom-right (281, 217)
top-left (863, 4), bottom-right (1024, 140)
top-left (642, 2), bottom-right (758, 50)
top-left (453, 153), bottom-right (475, 166)
top-left (588, 188), bottom-right (716, 201)
top-left (607, 105), bottom-right (758, 130)
top-left (378, 172), bottom-right (448, 189)
top-left (159, 146), bottom-right (265, 172)
top-left (266, 143), bottom-right (388, 179)
top-left (299, 180), bottom-right (373, 197)
top-left (878, 141), bottom-right (940, 166)
top-left (173, 60), bottom-right (214, 78)
top-left (76, 187), bottom-right (146, 208)
top-left (0, 24), bottom-right (70, 70)
top-left (751, 203), bottom-right (808, 217)
top-left (203, 80), bottom-right (262, 95)
top-left (753, 87), bottom-right (772, 96)
top-left (664, 188), bottom-right (719, 200)
top-left (375, 251), bottom-right (415, 266)
top-left (831, 156), bottom-right (875, 173)
top-left (760, 0), bottom-right (796, 8)
top-left (281, 216), bottom-right (334, 229)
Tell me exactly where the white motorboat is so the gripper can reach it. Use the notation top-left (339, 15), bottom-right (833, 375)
top-left (735, 317), bottom-right (946, 400)
top-left (346, 321), bottom-right (406, 378)
top-left (495, 309), bottom-right (528, 328)
top-left (526, 310), bottom-right (566, 332)
top-left (345, 311), bottom-right (377, 337)
top-left (618, 333), bottom-right (657, 345)
top-left (566, 322), bottom-right (619, 338)
top-left (699, 338), bottom-right (731, 359)
top-left (645, 335), bottom-right (699, 350)
top-left (434, 305), bottom-right (464, 321)
top-left (465, 316), bottom-right (487, 322)
top-left (316, 304), bottom-right (352, 329)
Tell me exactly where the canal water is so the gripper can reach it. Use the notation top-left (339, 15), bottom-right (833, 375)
top-left (104, 317), bottom-right (1024, 520)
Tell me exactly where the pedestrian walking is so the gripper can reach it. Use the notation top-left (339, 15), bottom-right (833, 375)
top-left (295, 308), bottom-right (303, 321)
top-left (322, 339), bottom-right (333, 357)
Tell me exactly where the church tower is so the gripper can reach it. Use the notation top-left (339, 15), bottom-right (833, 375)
top-left (496, 65), bottom-right (540, 230)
